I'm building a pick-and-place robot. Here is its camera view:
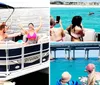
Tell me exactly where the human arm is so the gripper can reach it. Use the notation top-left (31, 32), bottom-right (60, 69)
top-left (35, 16), bottom-right (42, 33)
top-left (59, 20), bottom-right (63, 29)
top-left (6, 32), bottom-right (21, 38)
top-left (18, 24), bottom-right (27, 34)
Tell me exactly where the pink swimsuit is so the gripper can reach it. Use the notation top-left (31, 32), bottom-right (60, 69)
top-left (27, 32), bottom-right (37, 39)
top-left (27, 32), bottom-right (37, 44)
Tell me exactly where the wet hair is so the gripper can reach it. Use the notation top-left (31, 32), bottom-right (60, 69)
top-left (28, 23), bottom-right (34, 27)
top-left (0, 22), bottom-right (6, 30)
top-left (72, 16), bottom-right (82, 29)
top-left (50, 17), bottom-right (56, 26)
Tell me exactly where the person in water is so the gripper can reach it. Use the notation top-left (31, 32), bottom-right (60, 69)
top-left (50, 16), bottom-right (65, 42)
top-left (19, 17), bottom-right (42, 44)
top-left (0, 22), bottom-right (21, 41)
top-left (56, 71), bottom-right (78, 85)
top-left (85, 63), bottom-right (100, 85)
top-left (66, 16), bottom-right (85, 42)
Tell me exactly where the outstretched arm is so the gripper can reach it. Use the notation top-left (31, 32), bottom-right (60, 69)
top-left (59, 20), bottom-right (63, 29)
top-left (19, 24), bottom-right (27, 34)
top-left (59, 20), bottom-right (65, 37)
top-left (35, 17), bottom-right (42, 33)
top-left (7, 32), bottom-right (21, 38)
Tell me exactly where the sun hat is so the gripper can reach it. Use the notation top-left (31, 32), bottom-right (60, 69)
top-left (61, 72), bottom-right (71, 82)
top-left (85, 63), bottom-right (95, 72)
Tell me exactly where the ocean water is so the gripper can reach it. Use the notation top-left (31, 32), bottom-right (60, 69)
top-left (0, 8), bottom-right (49, 33)
top-left (50, 58), bottom-right (100, 85)
top-left (50, 7), bottom-right (100, 32)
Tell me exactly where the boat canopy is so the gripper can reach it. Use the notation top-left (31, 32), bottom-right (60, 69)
top-left (0, 2), bottom-right (14, 9)
top-left (0, 2), bottom-right (14, 22)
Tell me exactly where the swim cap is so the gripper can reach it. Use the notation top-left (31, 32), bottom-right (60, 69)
top-left (61, 72), bottom-right (71, 82)
top-left (85, 63), bottom-right (95, 72)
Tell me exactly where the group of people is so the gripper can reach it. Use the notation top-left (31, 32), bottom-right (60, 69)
top-left (57, 63), bottom-right (100, 85)
top-left (0, 17), bottom-right (42, 44)
top-left (50, 15), bottom-right (85, 42)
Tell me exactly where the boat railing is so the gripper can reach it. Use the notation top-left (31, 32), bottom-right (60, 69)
top-left (0, 42), bottom-right (49, 77)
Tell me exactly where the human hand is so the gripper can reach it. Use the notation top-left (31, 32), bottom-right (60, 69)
top-left (59, 20), bottom-right (62, 25)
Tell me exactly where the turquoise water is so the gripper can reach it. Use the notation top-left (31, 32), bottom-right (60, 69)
top-left (50, 7), bottom-right (100, 32)
top-left (50, 58), bottom-right (100, 85)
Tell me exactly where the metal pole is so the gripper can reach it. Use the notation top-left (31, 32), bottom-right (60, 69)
top-left (21, 45), bottom-right (24, 69)
top-left (98, 46), bottom-right (100, 59)
top-left (68, 46), bottom-right (71, 60)
top-left (5, 42), bottom-right (9, 75)
top-left (54, 49), bottom-right (56, 59)
top-left (40, 43), bottom-right (43, 64)
top-left (87, 50), bottom-right (89, 59)
top-left (85, 49), bottom-right (89, 59)
top-left (65, 49), bottom-right (68, 59)
top-left (84, 48), bottom-right (87, 59)
top-left (73, 49), bottom-right (75, 60)
top-left (50, 50), bottom-right (53, 60)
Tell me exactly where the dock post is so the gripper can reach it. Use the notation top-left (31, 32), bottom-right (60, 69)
top-left (84, 49), bottom-right (89, 59)
top-left (54, 49), bottom-right (56, 59)
top-left (98, 45), bottom-right (100, 59)
top-left (87, 49), bottom-right (89, 59)
top-left (50, 50), bottom-right (54, 60)
top-left (65, 49), bottom-right (68, 59)
top-left (73, 49), bottom-right (75, 60)
top-left (68, 46), bottom-right (72, 60)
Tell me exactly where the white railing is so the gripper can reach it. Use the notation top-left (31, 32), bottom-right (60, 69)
top-left (0, 42), bottom-right (49, 77)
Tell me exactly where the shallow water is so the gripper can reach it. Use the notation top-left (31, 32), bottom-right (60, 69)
top-left (50, 58), bottom-right (100, 85)
top-left (51, 7), bottom-right (100, 32)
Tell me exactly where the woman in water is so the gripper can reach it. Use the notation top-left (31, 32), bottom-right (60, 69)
top-left (19, 17), bottom-right (42, 44)
top-left (85, 63), bottom-right (100, 85)
top-left (66, 16), bottom-right (85, 42)
top-left (56, 71), bottom-right (78, 85)
top-left (0, 22), bottom-right (21, 41)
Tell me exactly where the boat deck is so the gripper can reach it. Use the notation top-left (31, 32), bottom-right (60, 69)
top-left (0, 61), bottom-right (49, 81)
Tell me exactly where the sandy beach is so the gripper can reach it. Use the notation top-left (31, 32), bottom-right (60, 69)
top-left (50, 4), bottom-right (100, 7)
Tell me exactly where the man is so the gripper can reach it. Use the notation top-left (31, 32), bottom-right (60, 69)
top-left (50, 16), bottom-right (65, 42)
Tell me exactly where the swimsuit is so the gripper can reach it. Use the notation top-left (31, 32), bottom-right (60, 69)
top-left (27, 32), bottom-right (37, 39)
top-left (27, 32), bottom-right (37, 44)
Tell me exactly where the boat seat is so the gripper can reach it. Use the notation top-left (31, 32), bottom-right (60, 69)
top-left (83, 28), bottom-right (96, 41)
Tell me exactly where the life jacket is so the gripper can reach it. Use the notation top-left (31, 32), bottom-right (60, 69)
top-left (56, 79), bottom-right (78, 85)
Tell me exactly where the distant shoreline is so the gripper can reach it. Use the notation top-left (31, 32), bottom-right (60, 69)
top-left (50, 4), bottom-right (100, 7)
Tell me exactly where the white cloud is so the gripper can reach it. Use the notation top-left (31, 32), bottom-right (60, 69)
top-left (0, 0), bottom-right (49, 7)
